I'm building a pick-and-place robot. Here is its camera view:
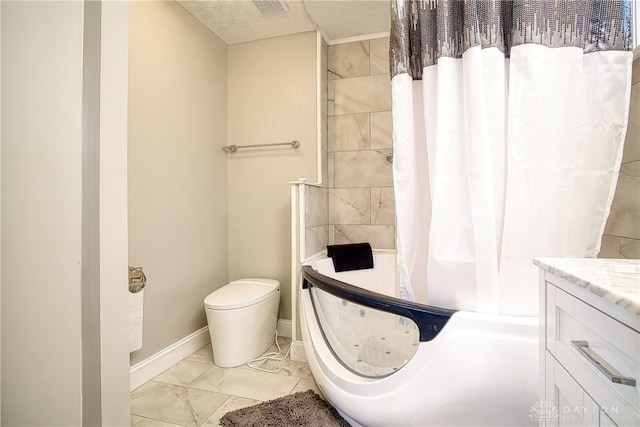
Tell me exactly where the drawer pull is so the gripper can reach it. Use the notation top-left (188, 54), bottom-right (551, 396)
top-left (571, 340), bottom-right (636, 387)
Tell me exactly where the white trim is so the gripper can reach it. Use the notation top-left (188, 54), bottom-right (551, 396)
top-left (276, 319), bottom-right (292, 338)
top-left (316, 31), bottom-right (324, 185)
top-left (291, 183), bottom-right (301, 342)
top-left (318, 30), bottom-right (330, 46)
top-left (289, 340), bottom-right (307, 363)
top-left (298, 184), bottom-right (306, 262)
top-left (0, 1), bottom-right (3, 419)
top-left (329, 31), bottom-right (390, 46)
top-left (129, 326), bottom-right (210, 391)
top-left (130, 321), bottom-right (293, 391)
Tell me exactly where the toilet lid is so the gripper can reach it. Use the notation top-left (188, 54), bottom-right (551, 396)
top-left (204, 279), bottom-right (280, 310)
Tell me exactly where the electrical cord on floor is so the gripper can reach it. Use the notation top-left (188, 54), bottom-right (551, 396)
top-left (246, 329), bottom-right (291, 373)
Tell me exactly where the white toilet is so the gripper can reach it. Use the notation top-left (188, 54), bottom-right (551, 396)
top-left (204, 278), bottom-right (280, 368)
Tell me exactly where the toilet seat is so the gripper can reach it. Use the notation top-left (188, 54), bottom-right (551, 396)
top-left (204, 279), bottom-right (279, 310)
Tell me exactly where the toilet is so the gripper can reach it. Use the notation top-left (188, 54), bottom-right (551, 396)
top-left (204, 278), bottom-right (280, 368)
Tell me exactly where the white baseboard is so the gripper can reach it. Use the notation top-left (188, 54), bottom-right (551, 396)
top-left (277, 319), bottom-right (292, 338)
top-left (130, 326), bottom-right (211, 391)
top-left (130, 319), bottom-right (293, 391)
top-left (290, 340), bottom-right (306, 363)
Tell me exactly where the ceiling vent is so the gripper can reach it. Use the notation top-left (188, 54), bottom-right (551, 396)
top-left (251, 0), bottom-right (289, 16)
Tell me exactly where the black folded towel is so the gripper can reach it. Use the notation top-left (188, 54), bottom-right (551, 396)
top-left (326, 243), bottom-right (374, 272)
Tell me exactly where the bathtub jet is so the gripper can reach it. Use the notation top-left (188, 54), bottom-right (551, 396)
top-left (300, 253), bottom-right (538, 427)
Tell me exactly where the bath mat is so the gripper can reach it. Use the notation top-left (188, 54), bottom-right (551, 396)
top-left (219, 390), bottom-right (351, 427)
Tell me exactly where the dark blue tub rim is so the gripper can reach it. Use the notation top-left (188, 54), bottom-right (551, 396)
top-left (301, 265), bottom-right (456, 342)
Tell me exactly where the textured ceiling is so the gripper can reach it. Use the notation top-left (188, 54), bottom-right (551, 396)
top-left (305, 1), bottom-right (390, 42)
top-left (177, 0), bottom-right (391, 45)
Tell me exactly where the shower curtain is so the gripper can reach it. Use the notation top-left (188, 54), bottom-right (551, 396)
top-left (390, 0), bottom-right (634, 315)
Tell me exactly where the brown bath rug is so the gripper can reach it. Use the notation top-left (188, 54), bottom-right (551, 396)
top-left (219, 389), bottom-right (352, 427)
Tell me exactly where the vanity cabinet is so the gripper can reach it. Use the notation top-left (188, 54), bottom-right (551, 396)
top-left (537, 258), bottom-right (640, 427)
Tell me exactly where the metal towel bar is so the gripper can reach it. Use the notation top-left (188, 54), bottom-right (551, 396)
top-left (223, 140), bottom-right (300, 153)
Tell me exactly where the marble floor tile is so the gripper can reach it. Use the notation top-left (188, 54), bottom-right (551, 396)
top-left (235, 338), bottom-right (291, 372)
top-left (291, 377), bottom-right (321, 395)
top-left (131, 381), bottom-right (228, 427)
top-left (153, 360), bottom-right (214, 386)
top-left (238, 336), bottom-right (291, 362)
top-left (201, 396), bottom-right (261, 426)
top-left (131, 414), bottom-right (145, 425)
top-left (133, 417), bottom-right (184, 427)
top-left (131, 340), bottom-right (318, 427)
top-left (188, 365), bottom-right (300, 402)
top-left (242, 355), bottom-right (314, 379)
top-left (275, 358), bottom-right (313, 378)
top-left (183, 387), bottom-right (231, 426)
top-left (278, 338), bottom-right (292, 351)
top-left (184, 345), bottom-right (214, 365)
top-left (233, 337), bottom-right (311, 379)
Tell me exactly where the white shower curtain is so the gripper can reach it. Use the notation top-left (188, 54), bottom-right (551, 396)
top-left (391, 0), bottom-right (633, 315)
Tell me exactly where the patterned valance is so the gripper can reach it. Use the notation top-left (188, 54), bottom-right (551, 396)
top-left (390, 0), bottom-right (634, 79)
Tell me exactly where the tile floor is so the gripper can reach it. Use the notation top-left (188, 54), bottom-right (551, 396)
top-left (130, 337), bottom-right (319, 427)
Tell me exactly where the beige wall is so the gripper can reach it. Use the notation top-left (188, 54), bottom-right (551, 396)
top-left (2, 3), bottom-right (83, 424)
top-left (327, 38), bottom-right (396, 249)
top-left (228, 32), bottom-right (318, 321)
top-left (600, 57), bottom-right (640, 259)
top-left (0, 3), bottom-right (3, 420)
top-left (1, 1), bottom-right (130, 425)
top-left (128, 1), bottom-right (228, 365)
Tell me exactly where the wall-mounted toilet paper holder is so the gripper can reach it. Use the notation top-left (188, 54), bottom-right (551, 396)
top-left (128, 266), bottom-right (146, 293)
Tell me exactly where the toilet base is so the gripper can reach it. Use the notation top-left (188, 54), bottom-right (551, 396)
top-left (206, 295), bottom-right (280, 367)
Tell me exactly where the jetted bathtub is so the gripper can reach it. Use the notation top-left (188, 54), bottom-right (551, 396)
top-left (300, 252), bottom-right (538, 427)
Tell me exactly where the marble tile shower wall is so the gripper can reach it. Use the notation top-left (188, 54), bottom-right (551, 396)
top-left (320, 37), bottom-right (329, 189)
top-left (600, 58), bottom-right (640, 259)
top-left (302, 39), bottom-right (329, 259)
top-left (304, 184), bottom-right (329, 258)
top-left (326, 37), bottom-right (395, 250)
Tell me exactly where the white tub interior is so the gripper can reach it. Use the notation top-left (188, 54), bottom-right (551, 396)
top-left (309, 251), bottom-right (397, 297)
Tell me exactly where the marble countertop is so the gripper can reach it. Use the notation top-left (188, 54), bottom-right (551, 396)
top-left (534, 258), bottom-right (640, 315)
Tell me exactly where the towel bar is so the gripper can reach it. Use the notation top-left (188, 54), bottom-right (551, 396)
top-left (223, 140), bottom-right (300, 153)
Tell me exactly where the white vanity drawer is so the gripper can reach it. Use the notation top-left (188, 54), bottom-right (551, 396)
top-left (546, 283), bottom-right (640, 424)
